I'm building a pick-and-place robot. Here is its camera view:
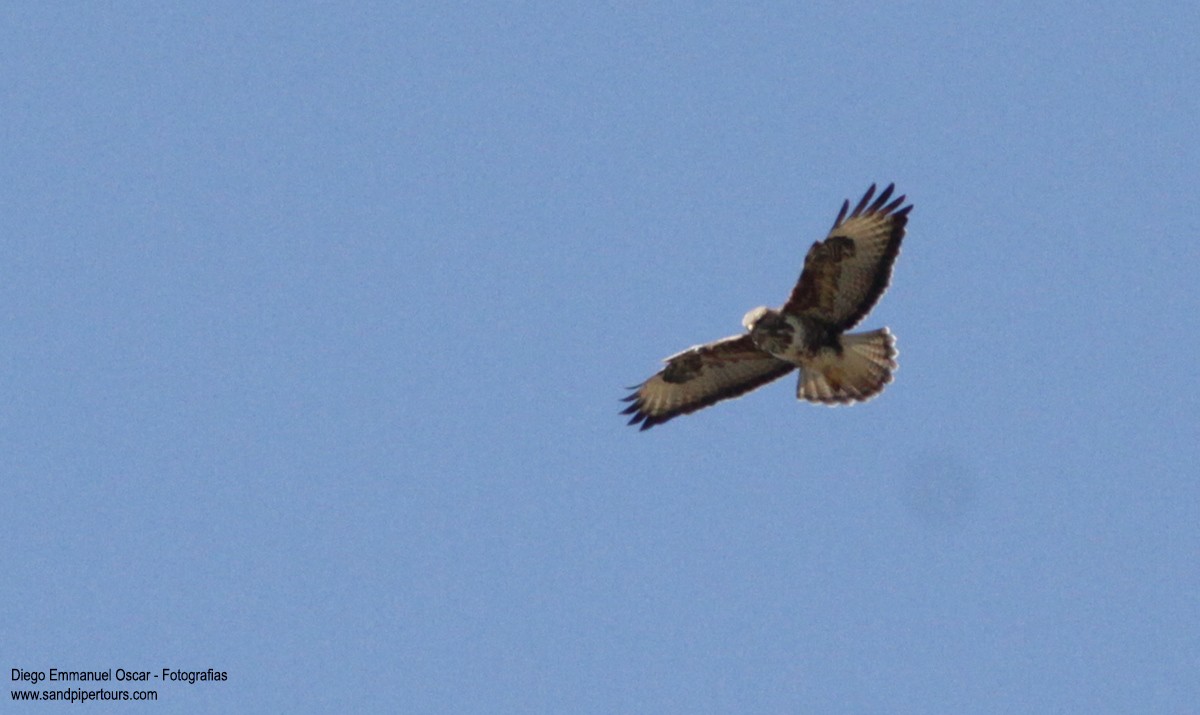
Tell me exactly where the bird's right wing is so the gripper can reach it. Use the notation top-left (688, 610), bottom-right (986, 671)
top-left (621, 334), bottom-right (795, 431)
top-left (782, 183), bottom-right (911, 330)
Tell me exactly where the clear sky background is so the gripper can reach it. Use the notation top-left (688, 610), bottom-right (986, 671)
top-left (3, 3), bottom-right (1197, 713)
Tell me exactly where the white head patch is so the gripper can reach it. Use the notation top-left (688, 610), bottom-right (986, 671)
top-left (742, 306), bottom-right (771, 332)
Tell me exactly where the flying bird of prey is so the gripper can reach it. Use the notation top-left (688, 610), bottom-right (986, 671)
top-left (622, 183), bottom-right (911, 430)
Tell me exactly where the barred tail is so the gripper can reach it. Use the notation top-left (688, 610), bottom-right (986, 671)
top-left (798, 328), bottom-right (897, 404)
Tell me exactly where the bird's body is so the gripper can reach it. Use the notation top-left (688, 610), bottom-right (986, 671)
top-left (622, 183), bottom-right (911, 430)
top-left (743, 307), bottom-right (831, 360)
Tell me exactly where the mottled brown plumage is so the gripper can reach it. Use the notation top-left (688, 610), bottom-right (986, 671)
top-left (622, 184), bottom-right (911, 431)
top-left (784, 183), bottom-right (909, 330)
top-left (621, 336), bottom-right (796, 431)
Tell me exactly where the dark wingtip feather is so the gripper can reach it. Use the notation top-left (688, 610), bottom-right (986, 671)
top-left (831, 199), bottom-right (851, 230)
top-left (620, 389), bottom-right (658, 430)
top-left (619, 390), bottom-right (668, 431)
top-left (869, 183), bottom-right (895, 212)
top-left (849, 183), bottom-right (876, 218)
top-left (882, 194), bottom-right (907, 214)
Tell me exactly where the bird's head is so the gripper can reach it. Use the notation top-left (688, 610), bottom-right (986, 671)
top-left (743, 306), bottom-right (794, 355)
top-left (742, 306), bottom-right (776, 332)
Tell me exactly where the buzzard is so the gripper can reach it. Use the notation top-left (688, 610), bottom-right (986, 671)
top-left (622, 183), bottom-right (911, 430)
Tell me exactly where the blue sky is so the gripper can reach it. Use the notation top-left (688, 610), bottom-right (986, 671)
top-left (3, 3), bottom-right (1197, 712)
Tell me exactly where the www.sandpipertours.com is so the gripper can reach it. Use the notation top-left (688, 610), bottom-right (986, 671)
top-left (10, 667), bottom-right (228, 704)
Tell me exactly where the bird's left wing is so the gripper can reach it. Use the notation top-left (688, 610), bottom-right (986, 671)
top-left (621, 334), bottom-right (795, 431)
top-left (782, 183), bottom-right (911, 330)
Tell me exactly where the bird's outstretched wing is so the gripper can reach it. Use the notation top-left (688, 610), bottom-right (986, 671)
top-left (782, 183), bottom-right (911, 330)
top-left (621, 335), bottom-right (795, 430)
